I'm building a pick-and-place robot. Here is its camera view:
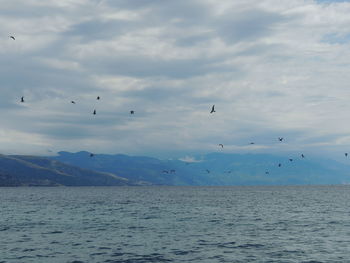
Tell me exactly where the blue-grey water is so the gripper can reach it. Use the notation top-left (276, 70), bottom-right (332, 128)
top-left (1, 186), bottom-right (350, 263)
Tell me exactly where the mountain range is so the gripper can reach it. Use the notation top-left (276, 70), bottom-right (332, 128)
top-left (0, 154), bottom-right (147, 186)
top-left (1, 151), bottom-right (350, 186)
top-left (51, 151), bottom-right (350, 186)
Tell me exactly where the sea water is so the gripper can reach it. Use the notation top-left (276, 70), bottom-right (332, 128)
top-left (1, 186), bottom-right (350, 263)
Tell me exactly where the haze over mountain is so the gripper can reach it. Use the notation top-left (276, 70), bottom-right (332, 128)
top-left (0, 154), bottom-right (146, 187)
top-left (51, 151), bottom-right (350, 186)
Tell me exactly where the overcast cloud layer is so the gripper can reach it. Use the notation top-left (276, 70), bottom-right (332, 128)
top-left (1, 0), bottom-right (350, 159)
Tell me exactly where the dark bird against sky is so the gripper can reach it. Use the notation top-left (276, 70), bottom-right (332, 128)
top-left (210, 105), bottom-right (215, 113)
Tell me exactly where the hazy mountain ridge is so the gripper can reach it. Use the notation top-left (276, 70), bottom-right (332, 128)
top-left (0, 154), bottom-right (147, 186)
top-left (51, 151), bottom-right (350, 186)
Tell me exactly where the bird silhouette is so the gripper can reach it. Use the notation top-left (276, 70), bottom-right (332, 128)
top-left (301, 154), bottom-right (305, 158)
top-left (289, 159), bottom-right (293, 162)
top-left (162, 170), bottom-right (169, 174)
top-left (278, 163), bottom-right (282, 167)
top-left (278, 137), bottom-right (283, 142)
top-left (20, 96), bottom-right (24, 103)
top-left (170, 169), bottom-right (176, 173)
top-left (71, 101), bottom-right (76, 104)
top-left (9, 36), bottom-right (15, 40)
top-left (210, 105), bottom-right (215, 113)
top-left (345, 153), bottom-right (348, 157)
top-left (97, 96), bottom-right (100, 100)
top-left (206, 169), bottom-right (210, 173)
top-left (250, 142), bottom-right (255, 145)
top-left (130, 110), bottom-right (134, 115)
top-left (265, 171), bottom-right (269, 175)
top-left (90, 153), bottom-right (94, 157)
top-left (219, 144), bottom-right (224, 148)
top-left (93, 109), bottom-right (96, 115)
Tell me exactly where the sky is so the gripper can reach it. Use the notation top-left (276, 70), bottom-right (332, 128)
top-left (1, 0), bottom-right (350, 159)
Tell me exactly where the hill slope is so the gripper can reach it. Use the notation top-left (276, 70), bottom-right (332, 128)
top-left (0, 154), bottom-right (145, 186)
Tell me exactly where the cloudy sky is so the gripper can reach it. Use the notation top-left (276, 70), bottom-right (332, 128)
top-left (1, 0), bottom-right (350, 159)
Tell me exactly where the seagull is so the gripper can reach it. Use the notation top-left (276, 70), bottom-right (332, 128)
top-left (278, 163), bottom-right (282, 167)
top-left (93, 109), bottom-right (96, 115)
top-left (71, 101), bottom-right (76, 104)
top-left (210, 105), bottom-right (215, 113)
top-left (162, 170), bottom-right (169, 174)
top-left (301, 154), bottom-right (305, 158)
top-left (130, 110), bottom-right (134, 115)
top-left (20, 96), bottom-right (24, 103)
top-left (345, 153), bottom-right (348, 157)
top-left (97, 96), bottom-right (100, 100)
top-left (289, 159), bottom-right (293, 162)
top-left (219, 144), bottom-right (224, 148)
top-left (278, 137), bottom-right (284, 142)
top-left (9, 36), bottom-right (15, 40)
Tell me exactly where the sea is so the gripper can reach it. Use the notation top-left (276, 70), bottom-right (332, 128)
top-left (1, 186), bottom-right (350, 263)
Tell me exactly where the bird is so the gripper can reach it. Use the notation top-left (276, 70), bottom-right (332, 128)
top-left (97, 96), bottom-right (100, 100)
top-left (210, 105), bottom-right (215, 113)
top-left (90, 153), bottom-right (94, 157)
top-left (265, 171), bottom-right (269, 175)
top-left (93, 109), bottom-right (96, 115)
top-left (71, 101), bottom-right (76, 104)
top-left (289, 159), bottom-right (293, 162)
top-left (345, 153), bottom-right (348, 157)
top-left (278, 163), bottom-right (282, 167)
top-left (130, 110), bottom-right (134, 115)
top-left (206, 169), bottom-right (210, 173)
top-left (162, 170), bottom-right (169, 174)
top-left (20, 96), bottom-right (24, 103)
top-left (250, 142), bottom-right (255, 145)
top-left (170, 169), bottom-right (176, 173)
top-left (9, 36), bottom-right (15, 40)
top-left (219, 144), bottom-right (224, 148)
top-left (301, 154), bottom-right (305, 158)
top-left (278, 137), bottom-right (284, 142)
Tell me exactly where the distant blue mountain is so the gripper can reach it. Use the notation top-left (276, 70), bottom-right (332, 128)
top-left (0, 154), bottom-right (146, 186)
top-left (51, 151), bottom-right (350, 186)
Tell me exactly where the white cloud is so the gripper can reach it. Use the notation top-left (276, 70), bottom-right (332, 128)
top-left (1, 0), bottom-right (350, 159)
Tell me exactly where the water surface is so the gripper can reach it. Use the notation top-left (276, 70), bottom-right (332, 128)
top-left (1, 186), bottom-right (350, 262)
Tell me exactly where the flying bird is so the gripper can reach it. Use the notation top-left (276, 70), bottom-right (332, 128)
top-left (97, 96), bottom-right (100, 100)
top-left (20, 96), bottom-right (24, 103)
top-left (278, 137), bottom-right (284, 142)
top-left (219, 144), bottom-right (224, 148)
top-left (265, 171), bottom-right (269, 175)
top-left (250, 142), bottom-right (255, 145)
top-left (301, 154), bottom-right (305, 158)
top-left (210, 105), bottom-right (215, 113)
top-left (289, 159), bottom-right (293, 162)
top-left (162, 170), bottom-right (169, 174)
top-left (130, 110), bottom-right (134, 115)
top-left (93, 109), bottom-right (96, 115)
top-left (9, 36), bottom-right (15, 40)
top-left (71, 101), bottom-right (76, 104)
top-left (278, 163), bottom-right (281, 167)
top-left (345, 153), bottom-right (348, 157)
top-left (90, 153), bottom-right (94, 157)
top-left (206, 169), bottom-right (210, 173)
